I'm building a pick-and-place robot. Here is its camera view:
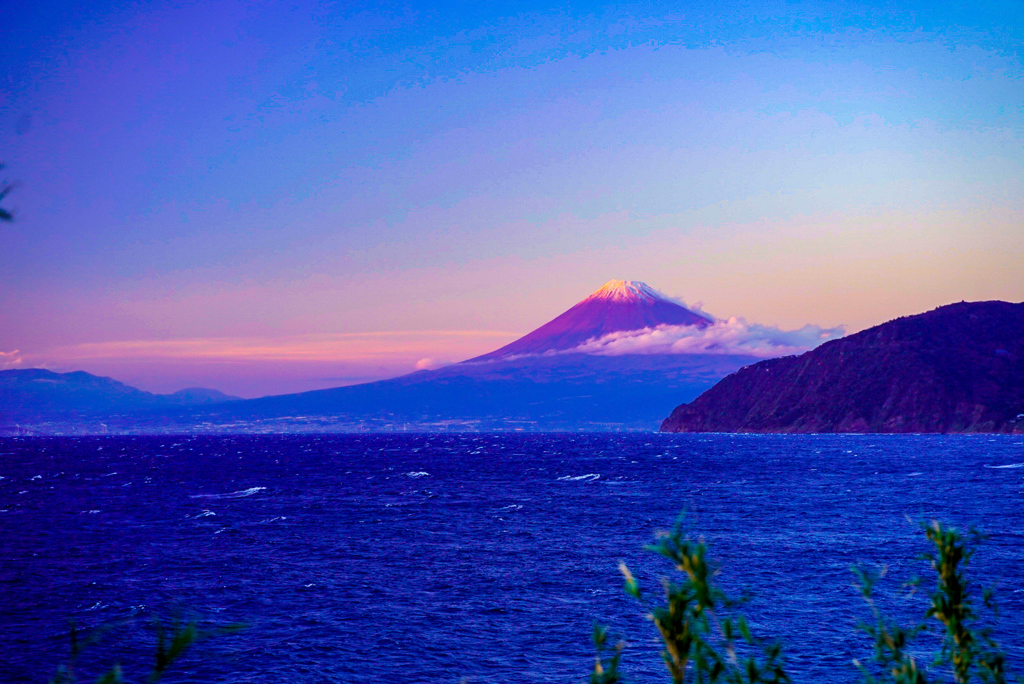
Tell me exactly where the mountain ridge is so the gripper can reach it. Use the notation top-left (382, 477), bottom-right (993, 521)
top-left (660, 300), bottom-right (1024, 434)
top-left (0, 368), bottom-right (240, 424)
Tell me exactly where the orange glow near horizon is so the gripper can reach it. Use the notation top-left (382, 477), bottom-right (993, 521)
top-left (1, 331), bottom-right (521, 397)
top-left (43, 330), bottom-right (518, 362)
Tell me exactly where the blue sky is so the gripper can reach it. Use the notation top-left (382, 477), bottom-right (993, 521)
top-left (2, 1), bottom-right (1022, 395)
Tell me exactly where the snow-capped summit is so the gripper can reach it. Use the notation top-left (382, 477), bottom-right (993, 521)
top-left (589, 279), bottom-right (664, 303)
top-left (471, 279), bottom-right (712, 361)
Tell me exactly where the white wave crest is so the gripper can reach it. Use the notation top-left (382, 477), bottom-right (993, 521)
top-left (257, 516), bottom-right (287, 524)
top-left (189, 486), bottom-right (266, 499)
top-left (557, 473), bottom-right (601, 482)
top-left (406, 471), bottom-right (430, 478)
top-left (985, 463), bottom-right (1024, 469)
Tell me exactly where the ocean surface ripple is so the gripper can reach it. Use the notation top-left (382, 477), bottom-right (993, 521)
top-left (2, 433), bottom-right (1023, 683)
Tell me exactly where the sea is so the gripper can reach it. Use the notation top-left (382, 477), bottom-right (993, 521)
top-left (2, 433), bottom-right (1023, 684)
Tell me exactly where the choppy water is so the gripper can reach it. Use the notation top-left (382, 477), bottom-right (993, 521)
top-left (2, 433), bottom-right (1023, 683)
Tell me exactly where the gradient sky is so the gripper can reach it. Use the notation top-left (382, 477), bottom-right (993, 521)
top-left (2, 1), bottom-right (1022, 397)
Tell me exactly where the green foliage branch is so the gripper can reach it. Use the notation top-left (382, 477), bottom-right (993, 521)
top-left (591, 622), bottom-right (625, 684)
top-left (48, 617), bottom-right (241, 684)
top-left (855, 521), bottom-right (1011, 684)
top-left (594, 519), bottom-right (1014, 684)
top-left (593, 517), bottom-right (788, 684)
top-left (0, 163), bottom-right (15, 222)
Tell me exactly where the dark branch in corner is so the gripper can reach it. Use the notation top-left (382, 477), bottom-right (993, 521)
top-left (0, 163), bottom-right (16, 222)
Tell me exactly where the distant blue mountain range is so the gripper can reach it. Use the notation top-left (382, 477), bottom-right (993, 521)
top-left (0, 368), bottom-right (239, 429)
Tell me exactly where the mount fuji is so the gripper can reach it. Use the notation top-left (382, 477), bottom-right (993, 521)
top-left (5, 281), bottom-right (762, 433)
top-left (474, 280), bottom-right (711, 360)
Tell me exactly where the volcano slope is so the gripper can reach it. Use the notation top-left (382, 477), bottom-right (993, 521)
top-left (143, 352), bottom-right (755, 432)
top-left (661, 301), bottom-right (1024, 434)
top-left (124, 280), bottom-right (751, 432)
top-left (5, 280), bottom-right (763, 433)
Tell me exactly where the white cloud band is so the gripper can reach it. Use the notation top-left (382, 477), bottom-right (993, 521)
top-left (568, 317), bottom-right (844, 358)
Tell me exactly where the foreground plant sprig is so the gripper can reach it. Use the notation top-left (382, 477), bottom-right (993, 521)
top-left (854, 565), bottom-right (929, 684)
top-left (590, 622), bottom-right (625, 684)
top-left (48, 616), bottom-right (242, 684)
top-left (855, 520), bottom-right (1010, 684)
top-left (594, 517), bottom-right (1014, 684)
top-left (616, 518), bottom-right (789, 684)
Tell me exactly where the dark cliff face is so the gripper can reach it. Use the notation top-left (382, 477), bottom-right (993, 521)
top-left (660, 301), bottom-right (1024, 434)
